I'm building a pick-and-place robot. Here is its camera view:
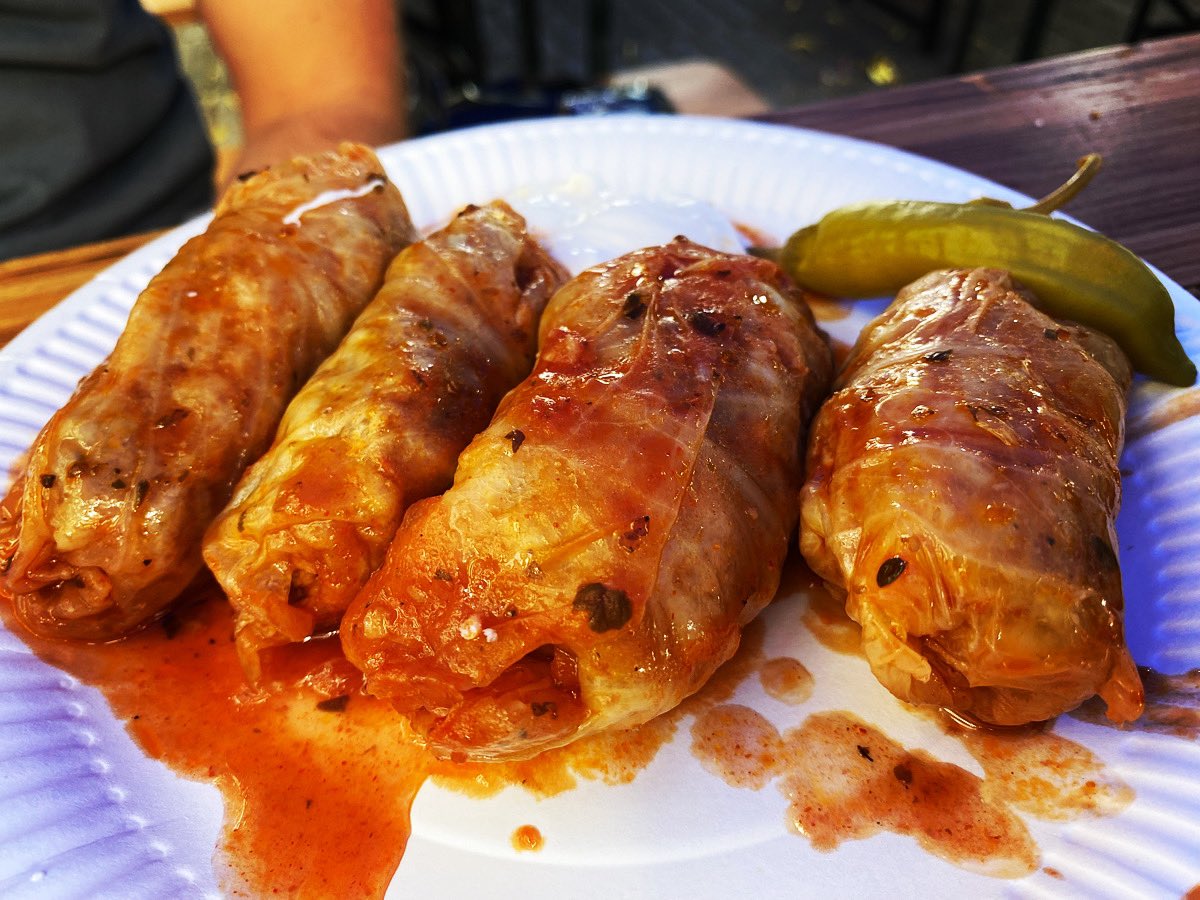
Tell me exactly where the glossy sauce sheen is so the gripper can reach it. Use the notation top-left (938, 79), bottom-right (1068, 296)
top-left (0, 570), bottom-right (1155, 894)
top-left (511, 825), bottom-right (544, 852)
top-left (2, 588), bottom-right (430, 897)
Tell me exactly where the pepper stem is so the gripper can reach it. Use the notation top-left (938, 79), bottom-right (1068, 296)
top-left (1024, 154), bottom-right (1103, 215)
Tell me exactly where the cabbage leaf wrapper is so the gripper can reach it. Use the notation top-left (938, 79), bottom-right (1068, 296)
top-left (800, 268), bottom-right (1143, 726)
top-left (343, 238), bottom-right (833, 760)
top-left (0, 143), bottom-right (414, 641)
top-left (204, 201), bottom-right (566, 678)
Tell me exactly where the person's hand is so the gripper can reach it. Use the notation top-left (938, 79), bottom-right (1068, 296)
top-left (199, 0), bottom-right (407, 190)
top-left (228, 105), bottom-right (405, 184)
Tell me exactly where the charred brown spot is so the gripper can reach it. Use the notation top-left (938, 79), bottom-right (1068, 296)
top-left (620, 515), bottom-right (651, 552)
top-left (135, 479), bottom-right (150, 508)
top-left (433, 568), bottom-right (454, 582)
top-left (622, 291), bottom-right (647, 320)
top-left (505, 429), bottom-right (526, 453)
top-left (876, 557), bottom-right (907, 587)
top-left (857, 744), bottom-right (874, 761)
top-left (316, 695), bottom-right (351, 713)
top-left (893, 762), bottom-right (914, 787)
top-left (504, 605), bottom-right (519, 618)
top-left (1044, 328), bottom-right (1061, 340)
top-left (111, 478), bottom-right (127, 490)
top-left (714, 268), bottom-right (731, 277)
top-left (531, 701), bottom-right (558, 718)
top-left (39, 474), bottom-right (56, 488)
top-left (237, 510), bottom-right (247, 533)
top-left (573, 583), bottom-right (632, 632)
top-left (690, 311), bottom-right (726, 336)
top-left (155, 408), bottom-right (189, 429)
top-left (236, 169), bottom-right (261, 182)
top-left (142, 559), bottom-right (152, 567)
top-left (923, 349), bottom-right (953, 362)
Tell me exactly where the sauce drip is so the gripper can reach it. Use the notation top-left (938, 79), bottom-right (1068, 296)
top-left (1071, 667), bottom-right (1200, 738)
top-left (1, 587), bottom-right (771, 894)
top-left (958, 726), bottom-right (1133, 820)
top-left (777, 562), bottom-right (862, 656)
top-left (2, 588), bottom-right (430, 898)
top-left (759, 657), bottom-right (814, 705)
top-left (0, 569), bottom-right (1149, 893)
top-left (433, 618), bottom-right (770, 799)
top-left (690, 703), bottom-right (1134, 877)
top-left (691, 705), bottom-right (783, 789)
top-left (779, 711), bottom-right (1038, 877)
top-left (511, 825), bottom-right (544, 852)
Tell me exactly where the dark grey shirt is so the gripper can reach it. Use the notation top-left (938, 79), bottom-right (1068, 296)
top-left (0, 0), bottom-right (214, 259)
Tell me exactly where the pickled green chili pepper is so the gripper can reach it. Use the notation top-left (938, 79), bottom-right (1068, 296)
top-left (757, 156), bottom-right (1196, 386)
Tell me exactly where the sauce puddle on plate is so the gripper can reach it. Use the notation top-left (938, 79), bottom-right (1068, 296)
top-left (1, 585), bottom-right (690, 896)
top-left (0, 560), bottom-right (1164, 895)
top-left (689, 557), bottom-right (1139, 878)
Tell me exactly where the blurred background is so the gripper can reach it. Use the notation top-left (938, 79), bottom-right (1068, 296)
top-left (150, 0), bottom-right (1197, 177)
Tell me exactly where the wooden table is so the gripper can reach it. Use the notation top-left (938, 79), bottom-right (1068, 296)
top-left (2, 32), bottom-right (1197, 350)
top-left (758, 31), bottom-right (1200, 298)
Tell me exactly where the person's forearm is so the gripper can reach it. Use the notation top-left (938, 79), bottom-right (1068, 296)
top-left (199, 0), bottom-right (407, 180)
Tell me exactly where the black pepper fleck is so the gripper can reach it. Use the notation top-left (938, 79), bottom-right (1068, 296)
top-left (857, 744), bottom-right (874, 762)
top-left (161, 612), bottom-right (182, 640)
top-left (39, 474), bottom-right (56, 488)
top-left (316, 695), bottom-right (351, 713)
top-left (690, 311), bottom-right (726, 336)
top-left (876, 557), bottom-right (907, 587)
top-left (505, 428), bottom-right (526, 453)
top-left (923, 349), bottom-right (953, 362)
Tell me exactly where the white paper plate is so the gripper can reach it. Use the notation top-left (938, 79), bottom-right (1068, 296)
top-left (1, 115), bottom-right (1198, 900)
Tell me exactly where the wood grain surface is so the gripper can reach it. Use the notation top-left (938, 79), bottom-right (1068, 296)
top-left (760, 32), bottom-right (1200, 296)
top-left (1, 33), bottom-right (1196, 351)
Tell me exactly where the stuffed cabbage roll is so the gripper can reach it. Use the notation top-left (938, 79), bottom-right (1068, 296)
top-left (0, 143), bottom-right (414, 641)
top-left (800, 268), bottom-right (1143, 726)
top-left (342, 238), bottom-right (833, 760)
top-left (203, 201), bottom-right (566, 679)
